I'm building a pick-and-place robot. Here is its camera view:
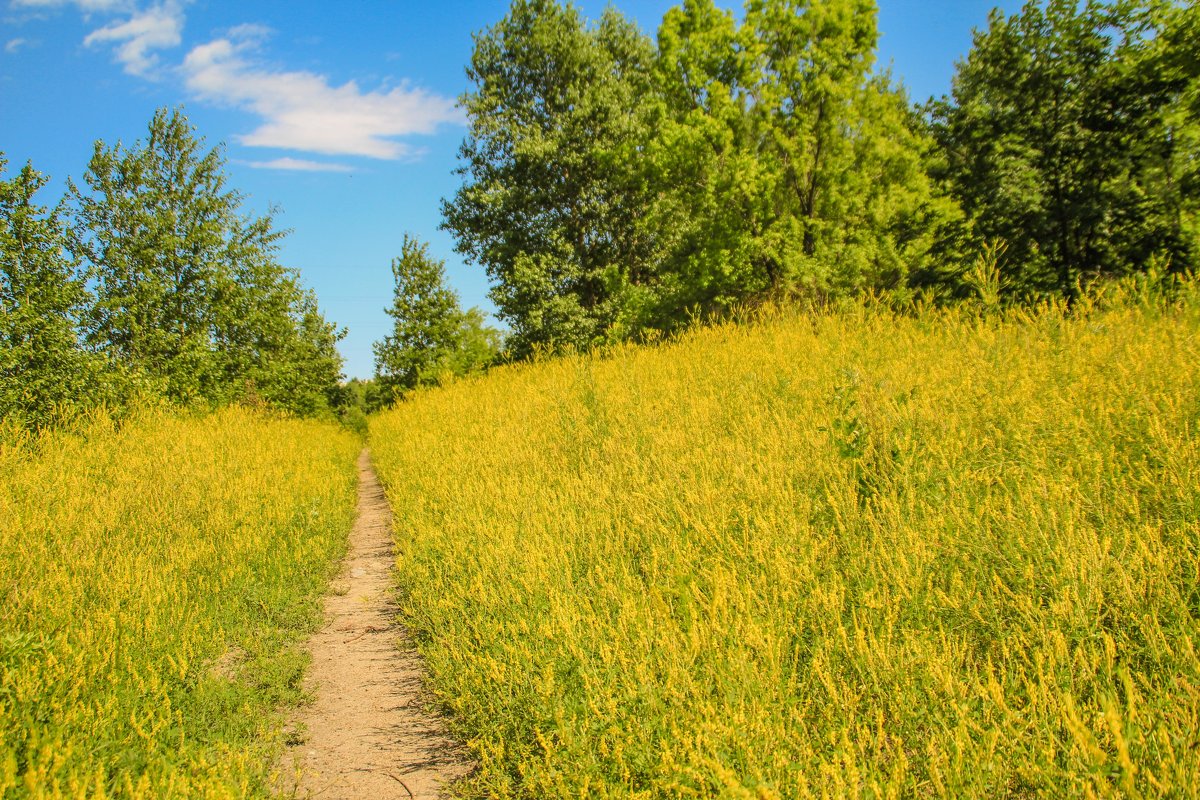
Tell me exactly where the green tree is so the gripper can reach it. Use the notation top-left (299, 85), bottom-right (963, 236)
top-left (447, 307), bottom-right (505, 378)
top-left (1126, 0), bottom-right (1200, 270)
top-left (0, 156), bottom-right (108, 428)
top-left (343, 377), bottom-right (383, 415)
top-left (374, 236), bottom-right (499, 401)
top-left (71, 107), bottom-right (345, 411)
top-left (251, 291), bottom-right (346, 417)
top-left (639, 0), bottom-right (962, 325)
top-left (635, 0), bottom-right (770, 327)
top-left (748, 0), bottom-right (879, 267)
top-left (209, 212), bottom-right (346, 416)
top-left (929, 0), bottom-right (1197, 298)
top-left (72, 108), bottom-right (228, 401)
top-left (442, 0), bottom-right (658, 357)
top-left (748, 0), bottom-right (962, 295)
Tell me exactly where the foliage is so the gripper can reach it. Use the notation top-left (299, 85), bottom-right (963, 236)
top-left (0, 157), bottom-right (114, 429)
top-left (446, 0), bottom-right (1197, 347)
top-left (373, 235), bottom-right (500, 401)
top-left (0, 407), bottom-right (359, 798)
top-left (447, 306), bottom-right (505, 380)
top-left (928, 0), bottom-right (1200, 298)
top-left (641, 0), bottom-right (965, 327)
top-left (445, 0), bottom-right (968, 347)
top-left (371, 284), bottom-right (1200, 798)
top-left (636, 0), bottom-right (777, 325)
top-left (69, 107), bottom-right (345, 414)
top-left (339, 378), bottom-right (384, 432)
top-left (442, 0), bottom-right (659, 357)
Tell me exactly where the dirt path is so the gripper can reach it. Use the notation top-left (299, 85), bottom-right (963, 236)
top-left (281, 448), bottom-right (471, 799)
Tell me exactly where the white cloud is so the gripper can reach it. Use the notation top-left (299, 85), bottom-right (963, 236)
top-left (241, 157), bottom-right (353, 173)
top-left (13, 2), bottom-right (460, 162)
top-left (224, 22), bottom-right (269, 42)
top-left (181, 30), bottom-right (461, 160)
top-left (5, 37), bottom-right (29, 53)
top-left (82, 0), bottom-right (182, 76)
top-left (12, 0), bottom-right (133, 11)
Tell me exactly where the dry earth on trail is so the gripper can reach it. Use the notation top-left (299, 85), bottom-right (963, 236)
top-left (279, 448), bottom-right (472, 799)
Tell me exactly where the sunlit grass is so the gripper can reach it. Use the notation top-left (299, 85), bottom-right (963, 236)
top-left (372, 287), bottom-right (1200, 798)
top-left (0, 407), bottom-right (359, 798)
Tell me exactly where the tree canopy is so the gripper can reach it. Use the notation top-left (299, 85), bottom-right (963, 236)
top-left (443, 0), bottom-right (1198, 347)
top-left (0, 158), bottom-right (110, 429)
top-left (928, 0), bottom-right (1199, 298)
top-left (2, 108), bottom-right (347, 429)
top-left (442, 0), bottom-right (658, 358)
top-left (7, 1), bottom-right (1198, 429)
top-left (374, 235), bottom-right (500, 402)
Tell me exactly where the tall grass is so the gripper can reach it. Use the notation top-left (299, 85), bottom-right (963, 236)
top-left (371, 288), bottom-right (1200, 798)
top-left (0, 407), bottom-right (359, 798)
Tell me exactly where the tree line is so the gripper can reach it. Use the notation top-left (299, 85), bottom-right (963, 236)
top-left (7, 0), bottom-right (1197, 422)
top-left (2, 109), bottom-right (345, 430)
top-left (432, 0), bottom-right (1198, 359)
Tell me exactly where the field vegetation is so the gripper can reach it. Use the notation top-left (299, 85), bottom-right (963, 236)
top-left (0, 408), bottom-right (359, 798)
top-left (3, 1), bottom-right (1198, 797)
top-left (371, 278), bottom-right (1200, 798)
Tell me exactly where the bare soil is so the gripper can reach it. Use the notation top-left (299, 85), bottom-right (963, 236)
top-left (280, 448), bottom-right (471, 799)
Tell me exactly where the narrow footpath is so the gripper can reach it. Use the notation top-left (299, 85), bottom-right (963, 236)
top-left (281, 448), bottom-right (471, 799)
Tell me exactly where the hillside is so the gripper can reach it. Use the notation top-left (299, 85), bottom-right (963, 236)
top-left (371, 286), bottom-right (1200, 798)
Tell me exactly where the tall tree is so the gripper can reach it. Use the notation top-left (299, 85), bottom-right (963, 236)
top-left (640, 0), bottom-right (962, 326)
top-left (929, 0), bottom-right (1197, 298)
top-left (746, 0), bottom-right (962, 295)
top-left (72, 108), bottom-right (228, 400)
top-left (748, 0), bottom-right (879, 266)
top-left (1124, 0), bottom-right (1200, 271)
top-left (374, 235), bottom-right (498, 401)
top-left (0, 157), bottom-right (108, 428)
top-left (442, 0), bottom-right (658, 357)
top-left (268, 291), bottom-right (347, 416)
top-left (71, 107), bottom-right (345, 411)
top-left (637, 0), bottom-right (771, 327)
top-left (209, 210), bottom-right (346, 416)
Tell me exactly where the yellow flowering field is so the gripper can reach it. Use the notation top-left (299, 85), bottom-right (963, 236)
top-left (0, 407), bottom-right (359, 798)
top-left (372, 288), bottom-right (1200, 798)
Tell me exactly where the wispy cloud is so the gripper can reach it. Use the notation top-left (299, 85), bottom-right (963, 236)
top-left (241, 157), bottom-right (353, 173)
top-left (5, 37), bottom-right (30, 53)
top-left (12, 0), bottom-right (133, 12)
top-left (11, 2), bottom-right (461, 162)
top-left (82, 0), bottom-right (182, 76)
top-left (181, 28), bottom-right (461, 160)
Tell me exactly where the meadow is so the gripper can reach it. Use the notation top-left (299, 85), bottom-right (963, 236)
top-left (371, 284), bottom-right (1200, 798)
top-left (0, 408), bottom-right (359, 798)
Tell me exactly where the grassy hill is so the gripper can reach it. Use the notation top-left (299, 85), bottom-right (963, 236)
top-left (371, 285), bottom-right (1200, 799)
top-left (0, 409), bottom-right (359, 798)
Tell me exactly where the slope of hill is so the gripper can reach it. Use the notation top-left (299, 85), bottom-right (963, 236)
top-left (372, 286), bottom-right (1200, 798)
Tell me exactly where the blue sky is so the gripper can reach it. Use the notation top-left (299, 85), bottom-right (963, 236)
top-left (2, 0), bottom-right (1023, 380)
